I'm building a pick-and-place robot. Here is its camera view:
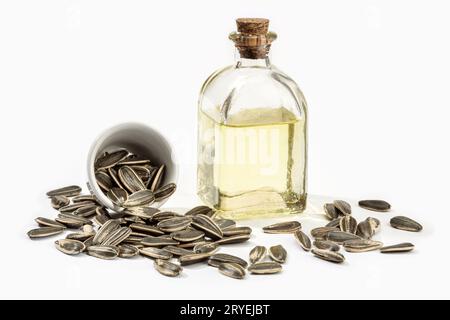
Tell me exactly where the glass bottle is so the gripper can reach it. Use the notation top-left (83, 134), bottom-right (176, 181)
top-left (197, 18), bottom-right (308, 219)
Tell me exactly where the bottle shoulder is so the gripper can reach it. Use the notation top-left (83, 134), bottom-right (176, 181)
top-left (199, 64), bottom-right (307, 124)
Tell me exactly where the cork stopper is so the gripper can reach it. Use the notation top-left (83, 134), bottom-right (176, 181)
top-left (230, 18), bottom-right (276, 59)
top-left (236, 18), bottom-right (269, 35)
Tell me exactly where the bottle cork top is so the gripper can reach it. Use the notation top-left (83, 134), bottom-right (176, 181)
top-left (236, 18), bottom-right (270, 35)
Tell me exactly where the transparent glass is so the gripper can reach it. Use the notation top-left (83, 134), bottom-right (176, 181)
top-left (197, 50), bottom-right (308, 219)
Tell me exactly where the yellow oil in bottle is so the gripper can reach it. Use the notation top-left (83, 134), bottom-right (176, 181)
top-left (197, 107), bottom-right (307, 219)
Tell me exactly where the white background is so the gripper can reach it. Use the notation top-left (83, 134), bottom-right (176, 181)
top-left (1, 0), bottom-right (449, 300)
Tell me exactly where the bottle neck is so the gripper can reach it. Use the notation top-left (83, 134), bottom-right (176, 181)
top-left (235, 50), bottom-right (271, 68)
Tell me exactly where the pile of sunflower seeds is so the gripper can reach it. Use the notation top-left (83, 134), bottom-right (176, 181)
top-left (94, 149), bottom-right (176, 208)
top-left (259, 199), bottom-right (421, 264)
top-left (28, 170), bottom-right (423, 279)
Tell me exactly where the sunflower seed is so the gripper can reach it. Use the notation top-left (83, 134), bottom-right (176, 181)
top-left (390, 216), bottom-right (423, 232)
top-left (325, 218), bottom-right (342, 228)
top-left (56, 213), bottom-right (92, 228)
top-left (122, 236), bottom-right (146, 245)
top-left (66, 232), bottom-right (94, 242)
top-left (125, 207), bottom-right (159, 220)
top-left (51, 196), bottom-right (70, 209)
top-left (92, 219), bottom-right (121, 245)
top-left (312, 249), bottom-right (345, 263)
top-left (101, 226), bottom-right (132, 246)
top-left (154, 183), bottom-right (177, 202)
top-left (333, 200), bottom-right (351, 215)
top-left (163, 246), bottom-right (193, 256)
top-left (215, 219), bottom-right (236, 230)
top-left (343, 239), bottom-right (383, 253)
top-left (129, 223), bottom-right (164, 236)
top-left (223, 227), bottom-right (252, 237)
top-left (269, 245), bottom-right (287, 263)
top-left (313, 240), bottom-right (340, 252)
top-left (130, 166), bottom-right (151, 181)
top-left (339, 215), bottom-right (357, 234)
top-left (72, 195), bottom-right (97, 203)
top-left (46, 185), bottom-right (82, 198)
top-left (249, 246), bottom-right (267, 264)
top-left (359, 199), bottom-right (391, 212)
top-left (59, 201), bottom-right (95, 213)
top-left (107, 167), bottom-right (125, 189)
top-left (179, 252), bottom-right (212, 265)
top-left (95, 149), bottom-right (129, 169)
top-left (193, 242), bottom-right (219, 254)
top-left (73, 205), bottom-right (98, 218)
top-left (118, 159), bottom-right (152, 166)
top-left (154, 259), bottom-right (183, 277)
top-left (219, 263), bottom-right (246, 279)
top-left (326, 231), bottom-right (361, 244)
top-left (35, 217), bottom-right (66, 229)
top-left (213, 234), bottom-right (250, 245)
top-left (93, 213), bottom-right (110, 226)
top-left (150, 165), bottom-right (165, 192)
top-left (248, 262), bottom-right (282, 275)
top-left (107, 188), bottom-right (128, 206)
top-left (262, 221), bottom-right (301, 234)
top-left (87, 245), bottom-right (119, 260)
top-left (208, 253), bottom-right (248, 268)
top-left (157, 217), bottom-right (192, 233)
top-left (152, 211), bottom-right (183, 222)
top-left (83, 235), bottom-right (94, 249)
top-left (118, 166), bottom-right (146, 193)
top-left (96, 170), bottom-right (114, 192)
top-left (380, 242), bottom-right (415, 253)
top-left (118, 244), bottom-right (139, 258)
top-left (185, 206), bottom-right (215, 217)
top-left (27, 226), bottom-right (64, 239)
top-left (123, 190), bottom-right (155, 207)
top-left (294, 230), bottom-right (312, 251)
top-left (356, 219), bottom-right (376, 239)
top-left (55, 239), bottom-right (85, 255)
top-left (141, 236), bottom-right (179, 247)
top-left (324, 203), bottom-right (339, 220)
top-left (310, 227), bottom-right (338, 240)
top-left (192, 214), bottom-right (223, 240)
top-left (171, 229), bottom-right (205, 242)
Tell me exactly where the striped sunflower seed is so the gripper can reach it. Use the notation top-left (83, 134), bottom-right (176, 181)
top-left (35, 217), bottom-right (66, 229)
top-left (154, 183), bottom-right (177, 202)
top-left (310, 227), bottom-right (338, 240)
top-left (95, 149), bottom-right (129, 170)
top-left (358, 199), bottom-right (391, 212)
top-left (215, 219), bottom-right (236, 230)
top-left (380, 242), bottom-right (414, 253)
top-left (312, 249), bottom-right (345, 263)
top-left (141, 236), bottom-right (179, 247)
top-left (223, 227), bottom-right (252, 237)
top-left (269, 245), bottom-right (287, 264)
top-left (294, 230), bottom-right (312, 251)
top-left (150, 165), bottom-right (165, 192)
top-left (51, 196), bottom-right (70, 209)
top-left (154, 259), bottom-right (183, 277)
top-left (46, 185), bottom-right (82, 198)
top-left (185, 206), bottom-right (215, 217)
top-left (171, 229), bottom-right (205, 242)
top-left (219, 263), bottom-right (246, 280)
top-left (152, 211), bottom-right (183, 222)
top-left (59, 201), bottom-right (95, 213)
top-left (87, 245), bottom-right (119, 260)
top-left (92, 219), bottom-right (121, 245)
top-left (125, 207), bottom-right (159, 220)
top-left (213, 234), bottom-right (250, 245)
top-left (390, 216), bottom-right (423, 232)
top-left (356, 219), bottom-right (376, 239)
top-left (208, 253), bottom-right (248, 268)
top-left (72, 195), bottom-right (97, 203)
top-left (66, 232), bottom-right (94, 242)
top-left (248, 262), bottom-right (282, 275)
top-left (157, 217), bottom-right (192, 233)
top-left (324, 203), bottom-right (339, 220)
top-left (118, 244), bottom-right (139, 258)
top-left (108, 167), bottom-right (125, 189)
top-left (95, 170), bottom-right (114, 192)
top-left (192, 214), bottom-right (223, 240)
top-left (343, 239), bottom-right (383, 253)
top-left (326, 218), bottom-right (342, 228)
top-left (123, 190), bottom-right (155, 207)
top-left (326, 231), bottom-right (361, 244)
top-left (333, 200), bottom-right (351, 215)
top-left (313, 240), bottom-right (340, 252)
top-left (179, 252), bottom-right (212, 266)
top-left (339, 215), bottom-right (357, 234)
top-left (129, 223), bottom-right (164, 236)
top-left (262, 221), bottom-right (301, 234)
top-left (73, 205), bottom-right (98, 218)
top-left (55, 239), bottom-right (85, 255)
top-left (249, 246), bottom-right (267, 264)
top-left (107, 188), bottom-right (128, 206)
top-left (118, 166), bottom-right (146, 193)
top-left (163, 246), bottom-right (193, 257)
top-left (101, 226), bottom-right (132, 246)
top-left (193, 242), bottom-right (219, 255)
top-left (27, 226), bottom-right (64, 239)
